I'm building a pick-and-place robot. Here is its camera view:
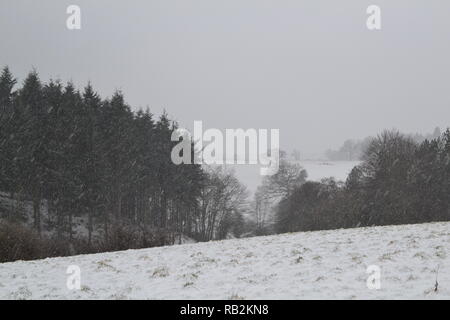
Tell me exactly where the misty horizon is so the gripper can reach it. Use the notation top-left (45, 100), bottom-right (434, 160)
top-left (1, 0), bottom-right (449, 157)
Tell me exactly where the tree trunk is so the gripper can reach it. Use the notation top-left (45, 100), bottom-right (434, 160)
top-left (88, 207), bottom-right (93, 245)
top-left (68, 210), bottom-right (73, 242)
top-left (33, 196), bottom-right (41, 236)
top-left (104, 210), bottom-right (109, 241)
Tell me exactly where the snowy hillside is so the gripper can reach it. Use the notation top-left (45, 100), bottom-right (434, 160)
top-left (0, 221), bottom-right (448, 299)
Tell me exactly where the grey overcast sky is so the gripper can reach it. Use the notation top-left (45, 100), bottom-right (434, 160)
top-left (1, 0), bottom-right (449, 156)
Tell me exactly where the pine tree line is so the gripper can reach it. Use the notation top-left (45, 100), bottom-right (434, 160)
top-left (0, 67), bottom-right (247, 260)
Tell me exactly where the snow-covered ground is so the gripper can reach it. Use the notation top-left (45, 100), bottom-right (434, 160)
top-left (0, 221), bottom-right (448, 299)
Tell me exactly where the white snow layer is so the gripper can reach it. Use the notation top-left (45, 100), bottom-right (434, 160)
top-left (0, 221), bottom-right (448, 299)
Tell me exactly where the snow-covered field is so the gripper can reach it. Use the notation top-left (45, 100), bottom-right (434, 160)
top-left (0, 221), bottom-right (448, 299)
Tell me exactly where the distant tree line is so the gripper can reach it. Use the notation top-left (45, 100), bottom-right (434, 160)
top-left (275, 130), bottom-right (450, 233)
top-left (325, 128), bottom-right (442, 161)
top-left (325, 138), bottom-right (372, 161)
top-left (0, 67), bottom-right (247, 261)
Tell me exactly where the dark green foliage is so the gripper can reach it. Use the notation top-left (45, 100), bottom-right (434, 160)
top-left (0, 67), bottom-right (245, 262)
